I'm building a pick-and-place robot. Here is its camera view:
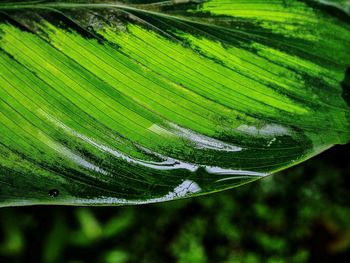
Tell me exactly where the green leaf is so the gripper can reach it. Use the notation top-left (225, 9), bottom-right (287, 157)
top-left (0, 0), bottom-right (349, 207)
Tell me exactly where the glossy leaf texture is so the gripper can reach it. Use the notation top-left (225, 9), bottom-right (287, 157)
top-left (0, 0), bottom-right (349, 207)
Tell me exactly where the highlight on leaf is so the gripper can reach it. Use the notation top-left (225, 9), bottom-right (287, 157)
top-left (0, 0), bottom-right (349, 207)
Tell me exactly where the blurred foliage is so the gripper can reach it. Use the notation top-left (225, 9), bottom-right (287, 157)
top-left (0, 145), bottom-right (349, 263)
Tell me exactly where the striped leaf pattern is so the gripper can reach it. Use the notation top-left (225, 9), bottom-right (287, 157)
top-left (0, 0), bottom-right (349, 206)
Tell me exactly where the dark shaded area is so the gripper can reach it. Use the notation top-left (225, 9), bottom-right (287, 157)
top-left (48, 189), bottom-right (59, 198)
top-left (342, 68), bottom-right (350, 107)
top-left (0, 11), bottom-right (33, 33)
top-left (0, 143), bottom-right (349, 263)
top-left (39, 11), bottom-right (99, 40)
top-left (304, 0), bottom-right (350, 24)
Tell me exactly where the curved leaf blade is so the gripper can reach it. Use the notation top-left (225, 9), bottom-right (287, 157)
top-left (0, 0), bottom-right (349, 206)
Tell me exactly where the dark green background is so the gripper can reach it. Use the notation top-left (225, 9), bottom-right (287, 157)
top-left (0, 144), bottom-right (349, 263)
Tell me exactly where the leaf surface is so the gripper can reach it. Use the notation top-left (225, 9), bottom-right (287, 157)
top-left (0, 0), bottom-right (349, 206)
